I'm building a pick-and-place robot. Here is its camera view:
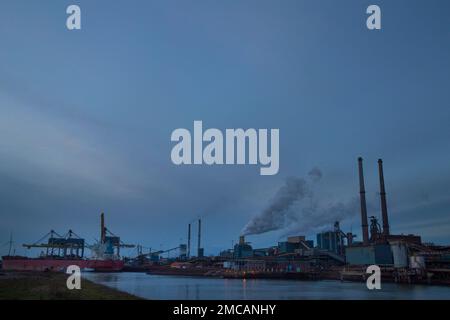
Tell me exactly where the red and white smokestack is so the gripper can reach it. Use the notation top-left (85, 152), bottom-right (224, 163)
top-left (378, 159), bottom-right (390, 236)
top-left (358, 157), bottom-right (369, 245)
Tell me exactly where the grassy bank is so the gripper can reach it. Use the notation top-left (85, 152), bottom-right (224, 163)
top-left (0, 271), bottom-right (142, 300)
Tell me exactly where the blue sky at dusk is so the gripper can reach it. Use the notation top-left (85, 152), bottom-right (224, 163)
top-left (1, 0), bottom-right (449, 256)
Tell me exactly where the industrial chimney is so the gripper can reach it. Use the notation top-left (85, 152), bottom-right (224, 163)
top-left (197, 218), bottom-right (202, 257)
top-left (187, 223), bottom-right (191, 259)
top-left (358, 157), bottom-right (369, 245)
top-left (100, 212), bottom-right (106, 244)
top-left (378, 159), bottom-right (390, 236)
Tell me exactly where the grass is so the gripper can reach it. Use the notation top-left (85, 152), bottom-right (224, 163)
top-left (0, 271), bottom-right (142, 300)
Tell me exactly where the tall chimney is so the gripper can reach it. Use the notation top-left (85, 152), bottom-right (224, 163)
top-left (187, 223), bottom-right (191, 258)
top-left (378, 159), bottom-right (390, 236)
top-left (358, 157), bottom-right (369, 245)
top-left (100, 212), bottom-right (106, 244)
top-left (197, 219), bottom-right (201, 256)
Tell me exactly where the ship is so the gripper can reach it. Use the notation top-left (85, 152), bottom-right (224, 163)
top-left (1, 213), bottom-right (134, 272)
top-left (1, 255), bottom-right (125, 272)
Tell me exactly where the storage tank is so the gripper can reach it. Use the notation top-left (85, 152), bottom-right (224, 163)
top-left (390, 241), bottom-right (408, 268)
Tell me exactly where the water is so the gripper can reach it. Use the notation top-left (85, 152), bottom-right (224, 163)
top-left (82, 272), bottom-right (450, 300)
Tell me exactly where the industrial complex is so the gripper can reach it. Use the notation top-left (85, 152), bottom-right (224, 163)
top-left (2, 158), bottom-right (450, 285)
top-left (125, 157), bottom-right (450, 285)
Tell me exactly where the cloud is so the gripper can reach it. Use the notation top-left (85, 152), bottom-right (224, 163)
top-left (0, 93), bottom-right (145, 198)
top-left (241, 168), bottom-right (359, 236)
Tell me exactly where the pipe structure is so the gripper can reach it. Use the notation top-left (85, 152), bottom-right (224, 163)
top-left (358, 157), bottom-right (370, 245)
top-left (378, 159), bottom-right (390, 236)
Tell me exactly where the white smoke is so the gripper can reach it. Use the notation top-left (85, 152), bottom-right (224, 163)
top-left (241, 168), bottom-right (358, 236)
top-left (281, 197), bottom-right (359, 236)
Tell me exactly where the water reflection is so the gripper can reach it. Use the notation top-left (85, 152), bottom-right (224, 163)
top-left (83, 272), bottom-right (450, 300)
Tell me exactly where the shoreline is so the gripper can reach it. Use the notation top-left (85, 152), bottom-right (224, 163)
top-left (0, 271), bottom-right (142, 300)
top-left (139, 266), bottom-right (450, 287)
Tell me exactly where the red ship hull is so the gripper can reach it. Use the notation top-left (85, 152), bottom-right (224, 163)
top-left (1, 256), bottom-right (124, 272)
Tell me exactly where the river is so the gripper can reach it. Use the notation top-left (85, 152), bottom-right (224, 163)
top-left (82, 272), bottom-right (450, 300)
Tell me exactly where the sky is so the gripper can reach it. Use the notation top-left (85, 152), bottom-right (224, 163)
top-left (0, 0), bottom-right (449, 257)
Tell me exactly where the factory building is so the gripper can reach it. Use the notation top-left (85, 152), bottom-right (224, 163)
top-left (224, 259), bottom-right (266, 271)
top-left (278, 235), bottom-right (314, 254)
top-left (345, 244), bottom-right (393, 265)
top-left (179, 244), bottom-right (187, 260)
top-left (278, 241), bottom-right (299, 254)
top-left (317, 231), bottom-right (343, 255)
top-left (316, 222), bottom-right (354, 256)
top-left (233, 236), bottom-right (253, 258)
top-left (345, 158), bottom-right (423, 266)
top-left (223, 252), bottom-right (321, 272)
top-left (192, 156), bottom-right (445, 275)
top-left (253, 247), bottom-right (275, 257)
top-left (288, 236), bottom-right (314, 249)
top-left (219, 249), bottom-right (234, 258)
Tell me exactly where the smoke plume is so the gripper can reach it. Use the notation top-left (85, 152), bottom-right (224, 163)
top-left (241, 168), bottom-right (358, 236)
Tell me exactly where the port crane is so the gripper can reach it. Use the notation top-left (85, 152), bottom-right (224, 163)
top-left (99, 226), bottom-right (135, 256)
top-left (23, 229), bottom-right (86, 258)
top-left (92, 212), bottom-right (135, 258)
top-left (21, 213), bottom-right (135, 259)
